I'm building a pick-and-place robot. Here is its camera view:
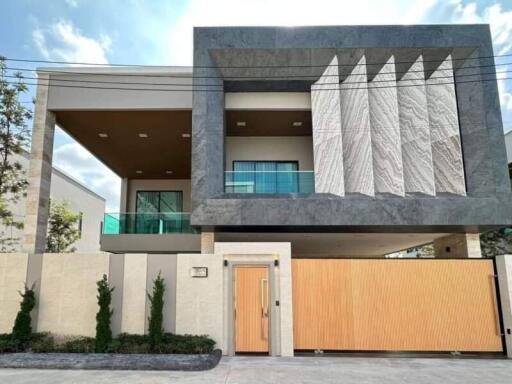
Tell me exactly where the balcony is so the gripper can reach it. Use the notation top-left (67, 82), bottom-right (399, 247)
top-left (224, 170), bottom-right (315, 194)
top-left (100, 212), bottom-right (200, 253)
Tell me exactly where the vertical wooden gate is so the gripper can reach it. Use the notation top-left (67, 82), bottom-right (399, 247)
top-left (292, 259), bottom-right (503, 352)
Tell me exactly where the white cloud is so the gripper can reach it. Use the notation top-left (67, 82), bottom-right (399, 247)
top-left (416, 0), bottom-right (512, 126)
top-left (163, 0), bottom-right (512, 125)
top-left (64, 0), bottom-right (78, 7)
top-left (33, 20), bottom-right (111, 64)
top-left (53, 132), bottom-right (120, 212)
top-left (164, 0), bottom-right (423, 65)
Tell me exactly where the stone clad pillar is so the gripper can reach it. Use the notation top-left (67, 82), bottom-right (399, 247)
top-left (495, 255), bottom-right (512, 358)
top-left (433, 233), bottom-right (481, 258)
top-left (426, 55), bottom-right (466, 195)
top-left (311, 55), bottom-right (344, 196)
top-left (398, 55), bottom-right (436, 196)
top-left (340, 56), bottom-right (374, 196)
top-left (23, 74), bottom-right (56, 254)
top-left (368, 55), bottom-right (404, 196)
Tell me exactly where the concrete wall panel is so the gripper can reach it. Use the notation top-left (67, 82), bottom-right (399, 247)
top-left (121, 253), bottom-right (148, 334)
top-left (37, 253), bottom-right (110, 336)
top-left (175, 253), bottom-right (224, 349)
top-left (146, 254), bottom-right (178, 333)
top-left (0, 253), bottom-right (29, 333)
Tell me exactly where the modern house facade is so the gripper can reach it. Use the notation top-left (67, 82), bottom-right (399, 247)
top-left (0, 151), bottom-right (105, 252)
top-left (1, 24), bottom-right (512, 357)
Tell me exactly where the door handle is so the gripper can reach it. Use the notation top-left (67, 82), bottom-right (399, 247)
top-left (261, 278), bottom-right (268, 340)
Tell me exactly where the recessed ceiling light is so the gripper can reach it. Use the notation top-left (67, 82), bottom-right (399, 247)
top-left (166, 170), bottom-right (173, 174)
top-left (292, 121), bottom-right (303, 127)
top-left (138, 133), bottom-right (149, 138)
top-left (182, 133), bottom-right (191, 138)
top-left (135, 170), bottom-right (143, 174)
top-left (98, 133), bottom-right (108, 138)
top-left (236, 121), bottom-right (246, 127)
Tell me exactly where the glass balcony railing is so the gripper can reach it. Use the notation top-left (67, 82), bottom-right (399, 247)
top-left (224, 171), bottom-right (315, 193)
top-left (102, 212), bottom-right (197, 235)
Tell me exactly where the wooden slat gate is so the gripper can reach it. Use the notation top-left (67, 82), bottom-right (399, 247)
top-left (292, 259), bottom-right (504, 352)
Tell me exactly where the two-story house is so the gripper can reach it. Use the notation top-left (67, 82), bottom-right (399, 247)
top-left (11, 25), bottom-right (512, 357)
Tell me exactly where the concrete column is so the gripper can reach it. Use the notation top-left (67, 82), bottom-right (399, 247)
top-left (433, 233), bottom-right (481, 258)
top-left (496, 255), bottom-right (512, 358)
top-left (368, 55), bottom-right (404, 196)
top-left (426, 55), bottom-right (466, 195)
top-left (23, 74), bottom-right (56, 253)
top-left (397, 55), bottom-right (436, 196)
top-left (119, 178), bottom-right (128, 212)
top-left (201, 230), bottom-right (216, 253)
top-left (340, 56), bottom-right (374, 196)
top-left (311, 55), bottom-right (344, 196)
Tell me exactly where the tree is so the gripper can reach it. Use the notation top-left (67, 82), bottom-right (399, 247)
top-left (0, 56), bottom-right (32, 248)
top-left (45, 199), bottom-right (80, 253)
top-left (95, 274), bottom-right (114, 352)
top-left (480, 228), bottom-right (512, 257)
top-left (12, 285), bottom-right (36, 343)
top-left (147, 272), bottom-right (165, 349)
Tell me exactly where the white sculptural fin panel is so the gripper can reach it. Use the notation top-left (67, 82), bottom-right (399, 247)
top-left (311, 55), bottom-right (344, 196)
top-left (368, 55), bottom-right (404, 196)
top-left (426, 55), bottom-right (466, 195)
top-left (398, 55), bottom-right (436, 196)
top-left (340, 55), bottom-right (374, 196)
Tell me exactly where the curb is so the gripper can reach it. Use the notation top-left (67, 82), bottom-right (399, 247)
top-left (0, 349), bottom-right (222, 371)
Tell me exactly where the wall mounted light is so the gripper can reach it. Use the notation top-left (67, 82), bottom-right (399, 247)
top-left (138, 133), bottom-right (149, 138)
top-left (292, 121), bottom-right (303, 127)
top-left (236, 121), bottom-right (246, 127)
top-left (98, 133), bottom-right (108, 138)
top-left (135, 170), bottom-right (143, 174)
top-left (182, 133), bottom-right (191, 138)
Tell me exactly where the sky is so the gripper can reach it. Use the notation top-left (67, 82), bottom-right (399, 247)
top-left (1, 0), bottom-right (512, 211)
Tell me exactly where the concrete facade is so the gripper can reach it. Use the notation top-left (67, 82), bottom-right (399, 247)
top-left (190, 25), bottom-right (512, 230)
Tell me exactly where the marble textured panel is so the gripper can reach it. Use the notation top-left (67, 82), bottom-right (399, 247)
top-left (368, 56), bottom-right (404, 196)
top-left (426, 55), bottom-right (466, 195)
top-left (311, 55), bottom-right (344, 196)
top-left (340, 56), bottom-right (374, 196)
top-left (397, 55), bottom-right (436, 196)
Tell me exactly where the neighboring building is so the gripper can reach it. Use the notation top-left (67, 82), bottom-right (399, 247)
top-left (2, 25), bottom-right (512, 357)
top-left (0, 151), bottom-right (105, 252)
top-left (505, 130), bottom-right (512, 167)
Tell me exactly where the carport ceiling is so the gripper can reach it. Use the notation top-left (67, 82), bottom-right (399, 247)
top-left (217, 232), bottom-right (448, 256)
top-left (55, 110), bottom-right (192, 179)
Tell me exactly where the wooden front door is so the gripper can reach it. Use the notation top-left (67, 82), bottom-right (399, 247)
top-left (234, 266), bottom-right (270, 353)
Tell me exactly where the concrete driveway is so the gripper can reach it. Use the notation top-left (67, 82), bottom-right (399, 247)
top-left (0, 356), bottom-right (511, 383)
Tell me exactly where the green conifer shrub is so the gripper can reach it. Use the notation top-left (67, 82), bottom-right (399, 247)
top-left (95, 274), bottom-right (114, 352)
top-left (11, 285), bottom-right (36, 344)
top-left (147, 272), bottom-right (165, 350)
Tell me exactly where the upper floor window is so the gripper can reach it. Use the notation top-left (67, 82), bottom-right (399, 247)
top-left (229, 161), bottom-right (299, 193)
top-left (135, 191), bottom-right (184, 234)
top-left (136, 191), bottom-right (183, 213)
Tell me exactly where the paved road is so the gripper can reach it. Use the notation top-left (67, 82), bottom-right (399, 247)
top-left (0, 356), bottom-right (511, 383)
